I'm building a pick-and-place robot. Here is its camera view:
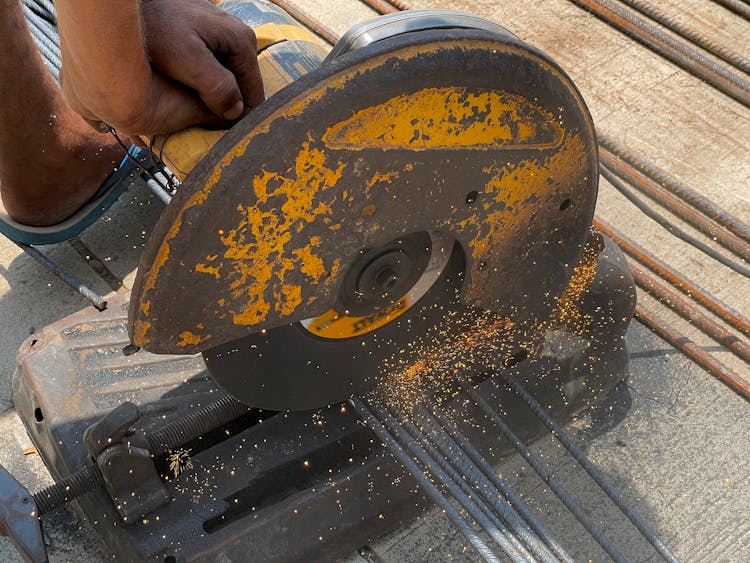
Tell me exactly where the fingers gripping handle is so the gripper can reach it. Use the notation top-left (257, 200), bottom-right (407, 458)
top-left (144, 20), bottom-right (327, 180)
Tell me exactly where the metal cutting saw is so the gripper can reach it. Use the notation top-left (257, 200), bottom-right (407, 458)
top-left (129, 1), bottom-right (618, 409)
top-left (3, 2), bottom-right (636, 561)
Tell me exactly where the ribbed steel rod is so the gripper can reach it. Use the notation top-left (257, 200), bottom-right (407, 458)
top-left (385, 0), bottom-right (411, 11)
top-left (269, 0), bottom-right (339, 45)
top-left (711, 0), bottom-right (750, 21)
top-left (599, 148), bottom-right (750, 264)
top-left (423, 405), bottom-right (573, 563)
top-left (597, 132), bottom-right (750, 246)
top-left (416, 406), bottom-right (571, 563)
top-left (24, 7), bottom-right (60, 49)
top-left (15, 243), bottom-right (107, 311)
top-left (594, 219), bottom-right (750, 339)
top-left (350, 397), bottom-right (504, 563)
top-left (565, 0), bottom-right (750, 108)
top-left (22, 0), bottom-right (56, 23)
top-left (395, 408), bottom-right (540, 562)
top-left (617, 0), bottom-right (750, 74)
top-left (369, 397), bottom-right (532, 562)
top-left (24, 8), bottom-right (61, 73)
top-left (359, 0), bottom-right (399, 14)
top-left (451, 383), bottom-right (628, 563)
top-left (599, 165), bottom-right (750, 278)
top-left (410, 407), bottom-right (554, 562)
top-left (630, 262), bottom-right (750, 364)
top-left (502, 377), bottom-right (681, 563)
top-left (636, 305), bottom-right (750, 400)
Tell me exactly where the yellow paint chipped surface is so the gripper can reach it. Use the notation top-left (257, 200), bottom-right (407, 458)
top-left (133, 36), bottom-right (593, 352)
top-left (323, 87), bottom-right (563, 150)
top-left (177, 330), bottom-right (209, 347)
top-left (195, 263), bottom-right (221, 279)
top-left (305, 296), bottom-right (409, 339)
top-left (459, 133), bottom-right (589, 261)
top-left (222, 143), bottom-right (345, 326)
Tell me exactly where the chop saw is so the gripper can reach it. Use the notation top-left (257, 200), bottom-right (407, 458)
top-left (4, 2), bottom-right (636, 561)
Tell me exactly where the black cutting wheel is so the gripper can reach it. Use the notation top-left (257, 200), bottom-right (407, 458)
top-left (203, 232), bottom-right (469, 410)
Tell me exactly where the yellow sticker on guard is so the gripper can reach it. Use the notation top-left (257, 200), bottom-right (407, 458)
top-left (302, 296), bottom-right (410, 339)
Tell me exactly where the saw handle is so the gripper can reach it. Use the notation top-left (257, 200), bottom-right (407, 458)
top-left (143, 19), bottom-right (326, 180)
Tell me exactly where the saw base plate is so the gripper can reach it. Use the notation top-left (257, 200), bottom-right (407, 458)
top-left (14, 287), bottom-right (630, 562)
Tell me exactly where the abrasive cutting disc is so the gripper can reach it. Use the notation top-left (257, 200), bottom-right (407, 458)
top-left (204, 232), bottom-right (478, 409)
top-left (129, 24), bottom-right (598, 408)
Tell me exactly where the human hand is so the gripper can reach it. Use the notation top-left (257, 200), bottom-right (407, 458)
top-left (57, 0), bottom-right (264, 138)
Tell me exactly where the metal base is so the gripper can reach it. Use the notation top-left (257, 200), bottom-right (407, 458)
top-left (11, 284), bottom-right (630, 562)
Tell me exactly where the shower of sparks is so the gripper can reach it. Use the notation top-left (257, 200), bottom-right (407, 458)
top-left (169, 448), bottom-right (194, 478)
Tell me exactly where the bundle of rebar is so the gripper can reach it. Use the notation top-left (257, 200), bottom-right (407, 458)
top-left (351, 371), bottom-right (682, 562)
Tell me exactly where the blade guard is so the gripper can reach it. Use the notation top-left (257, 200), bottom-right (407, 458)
top-left (129, 27), bottom-right (598, 355)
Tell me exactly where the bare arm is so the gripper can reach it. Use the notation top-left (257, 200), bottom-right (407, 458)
top-left (56, 0), bottom-right (264, 137)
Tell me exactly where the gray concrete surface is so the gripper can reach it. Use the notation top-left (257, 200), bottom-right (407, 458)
top-left (1, 0), bottom-right (748, 561)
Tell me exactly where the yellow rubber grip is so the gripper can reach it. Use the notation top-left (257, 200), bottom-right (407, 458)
top-left (146, 23), bottom-right (322, 180)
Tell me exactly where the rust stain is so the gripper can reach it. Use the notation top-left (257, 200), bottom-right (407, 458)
top-left (323, 87), bottom-right (563, 151)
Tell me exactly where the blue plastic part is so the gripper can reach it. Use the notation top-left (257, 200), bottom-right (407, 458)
top-left (0, 146), bottom-right (148, 246)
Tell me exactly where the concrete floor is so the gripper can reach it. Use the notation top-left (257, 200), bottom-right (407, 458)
top-left (1, 0), bottom-right (748, 561)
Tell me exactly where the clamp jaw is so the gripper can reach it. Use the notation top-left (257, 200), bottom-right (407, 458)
top-left (0, 402), bottom-right (170, 562)
top-left (83, 402), bottom-right (169, 524)
top-left (0, 464), bottom-right (46, 563)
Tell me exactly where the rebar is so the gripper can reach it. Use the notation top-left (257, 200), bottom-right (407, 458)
top-left (450, 383), bottom-right (628, 563)
top-left (350, 397), bottom-right (504, 563)
top-left (414, 406), bottom-right (568, 563)
top-left (599, 148), bottom-right (750, 264)
top-left (617, 0), bottom-right (750, 74)
top-left (268, 0), bottom-right (339, 45)
top-left (24, 7), bottom-right (61, 79)
top-left (502, 377), bottom-right (681, 563)
top-left (398, 408), bottom-right (540, 562)
top-left (565, 0), bottom-right (750, 107)
top-left (630, 262), bottom-right (750, 364)
top-left (385, 0), bottom-right (410, 11)
top-left (710, 0), bottom-right (750, 21)
top-left (422, 406), bottom-right (573, 563)
top-left (359, 0), bottom-right (399, 14)
top-left (594, 219), bottom-right (750, 339)
top-left (145, 178), bottom-right (173, 205)
top-left (636, 305), bottom-right (750, 400)
top-left (22, 0), bottom-right (56, 23)
top-left (597, 132), bottom-right (750, 245)
top-left (15, 243), bottom-right (107, 311)
top-left (599, 165), bottom-right (750, 278)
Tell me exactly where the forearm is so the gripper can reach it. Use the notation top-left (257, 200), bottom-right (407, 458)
top-left (55, 0), bottom-right (263, 137)
top-left (55, 0), bottom-right (151, 123)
